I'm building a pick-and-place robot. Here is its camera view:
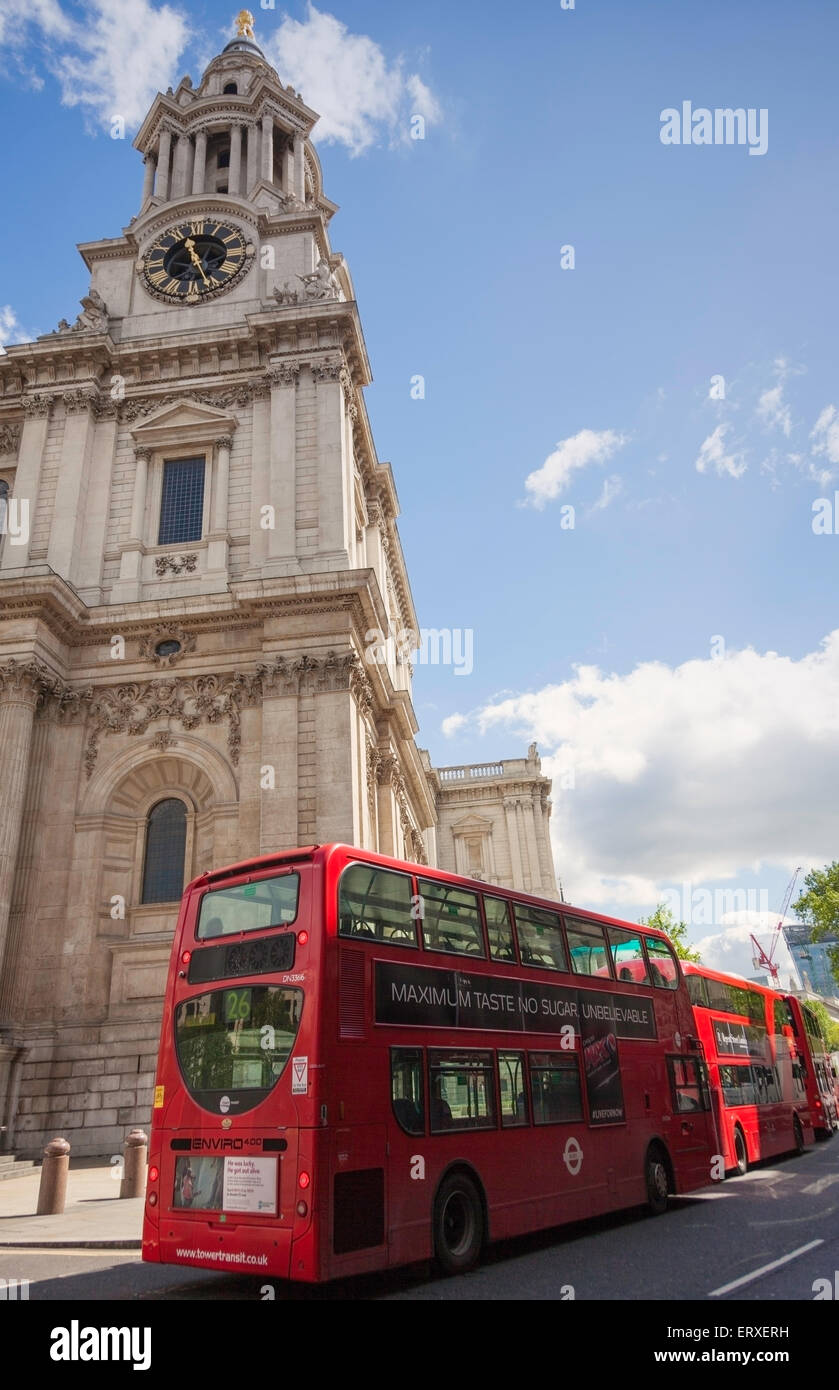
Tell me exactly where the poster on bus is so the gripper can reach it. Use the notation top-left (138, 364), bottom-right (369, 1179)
top-left (580, 1005), bottom-right (625, 1125)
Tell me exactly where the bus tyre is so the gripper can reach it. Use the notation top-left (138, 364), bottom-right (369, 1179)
top-left (793, 1115), bottom-right (805, 1155)
top-left (734, 1127), bottom-right (748, 1176)
top-left (645, 1146), bottom-right (670, 1216)
top-left (433, 1173), bottom-right (484, 1275)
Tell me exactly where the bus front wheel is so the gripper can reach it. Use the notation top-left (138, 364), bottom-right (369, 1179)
top-left (733, 1127), bottom-right (748, 1176)
top-left (433, 1173), bottom-right (484, 1276)
top-left (645, 1145), bottom-right (670, 1216)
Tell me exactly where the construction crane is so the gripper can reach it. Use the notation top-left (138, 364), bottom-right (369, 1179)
top-left (750, 867), bottom-right (801, 985)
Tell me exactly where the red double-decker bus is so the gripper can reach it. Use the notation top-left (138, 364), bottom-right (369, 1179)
top-left (683, 964), bottom-right (814, 1174)
top-left (142, 845), bottom-right (718, 1283)
top-left (783, 994), bottom-right (838, 1139)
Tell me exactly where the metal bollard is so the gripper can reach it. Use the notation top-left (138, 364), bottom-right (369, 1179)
top-left (120, 1128), bottom-right (148, 1198)
top-left (36, 1137), bottom-right (71, 1215)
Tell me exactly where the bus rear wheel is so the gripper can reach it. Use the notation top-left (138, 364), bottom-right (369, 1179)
top-left (433, 1173), bottom-right (484, 1275)
top-left (793, 1115), bottom-right (805, 1155)
top-left (733, 1127), bottom-right (748, 1176)
top-left (645, 1145), bottom-right (670, 1215)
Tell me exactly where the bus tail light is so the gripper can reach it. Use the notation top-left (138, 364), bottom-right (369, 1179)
top-left (298, 1170), bottom-right (311, 1190)
top-left (148, 1165), bottom-right (159, 1183)
top-left (297, 930), bottom-right (309, 947)
top-left (181, 951), bottom-right (191, 966)
top-left (148, 1192), bottom-right (158, 1207)
top-left (296, 1201), bottom-right (308, 1218)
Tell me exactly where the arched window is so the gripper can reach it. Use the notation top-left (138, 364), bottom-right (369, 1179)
top-left (141, 798), bottom-right (187, 904)
top-left (223, 82), bottom-right (238, 95)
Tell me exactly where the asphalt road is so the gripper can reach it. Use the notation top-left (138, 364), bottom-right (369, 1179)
top-left (2, 1136), bottom-right (837, 1303)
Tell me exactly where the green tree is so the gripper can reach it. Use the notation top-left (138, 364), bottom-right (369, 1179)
top-left (803, 998), bottom-right (839, 1052)
top-left (793, 863), bottom-right (839, 985)
top-left (639, 904), bottom-right (701, 962)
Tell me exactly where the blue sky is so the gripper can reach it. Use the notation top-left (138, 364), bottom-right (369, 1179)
top-left (1, 0), bottom-right (838, 979)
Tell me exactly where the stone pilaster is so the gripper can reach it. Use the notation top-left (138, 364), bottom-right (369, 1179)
top-left (0, 662), bottom-right (53, 985)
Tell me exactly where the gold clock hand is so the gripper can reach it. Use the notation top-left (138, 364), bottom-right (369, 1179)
top-left (184, 237), bottom-right (209, 287)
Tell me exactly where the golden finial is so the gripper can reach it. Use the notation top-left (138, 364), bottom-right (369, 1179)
top-left (235, 10), bottom-right (255, 39)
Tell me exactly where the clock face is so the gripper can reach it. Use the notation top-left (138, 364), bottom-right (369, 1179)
top-left (142, 220), bottom-right (253, 303)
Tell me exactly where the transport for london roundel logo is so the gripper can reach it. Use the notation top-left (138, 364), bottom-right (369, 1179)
top-left (563, 1136), bottom-right (583, 1177)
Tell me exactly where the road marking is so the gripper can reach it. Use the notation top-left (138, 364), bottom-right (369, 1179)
top-left (802, 1174), bottom-right (839, 1196)
top-left (709, 1239), bottom-right (824, 1297)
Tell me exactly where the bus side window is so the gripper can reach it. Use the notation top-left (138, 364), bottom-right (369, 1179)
top-left (339, 864), bottom-right (417, 946)
top-left (645, 938), bottom-right (680, 989)
top-left (484, 895), bottom-right (516, 962)
top-left (608, 927), bottom-right (650, 985)
top-left (669, 1057), bottom-right (709, 1113)
top-left (391, 1048), bottom-right (425, 1135)
top-left (499, 1051), bottom-right (528, 1127)
top-left (565, 917), bottom-right (612, 978)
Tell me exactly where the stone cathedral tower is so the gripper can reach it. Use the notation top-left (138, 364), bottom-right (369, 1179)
top-left (0, 18), bottom-right (557, 1157)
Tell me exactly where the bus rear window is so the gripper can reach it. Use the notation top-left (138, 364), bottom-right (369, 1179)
top-left (197, 873), bottom-right (299, 939)
top-left (175, 985), bottom-right (303, 1115)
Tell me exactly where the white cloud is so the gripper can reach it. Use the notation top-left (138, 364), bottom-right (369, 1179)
top-left (0, 0), bottom-right (188, 130)
top-left (695, 424), bottom-right (747, 479)
top-left (445, 633), bottom-right (839, 911)
top-left (587, 474), bottom-right (623, 515)
top-left (0, 305), bottom-right (31, 353)
top-left (266, 4), bottom-right (441, 155)
top-left (441, 712), bottom-right (468, 738)
top-left (522, 428), bottom-right (626, 509)
top-left (694, 914), bottom-right (801, 986)
top-left (810, 405), bottom-right (839, 469)
top-left (756, 383), bottom-right (792, 437)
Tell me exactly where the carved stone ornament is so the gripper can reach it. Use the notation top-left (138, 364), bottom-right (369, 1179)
top-left (21, 395), bottom-right (53, 419)
top-left (51, 289), bottom-right (109, 336)
top-left (83, 672), bottom-right (262, 777)
top-left (119, 381), bottom-right (266, 423)
top-left (271, 282), bottom-right (301, 306)
top-left (137, 625), bottom-right (197, 667)
top-left (155, 554), bottom-right (198, 576)
top-left (297, 258), bottom-right (340, 303)
top-left (266, 363), bottom-right (300, 388)
top-left (256, 650), bottom-right (358, 697)
top-left (0, 659), bottom-right (93, 721)
top-left (0, 423), bottom-right (20, 454)
top-left (311, 360), bottom-right (342, 384)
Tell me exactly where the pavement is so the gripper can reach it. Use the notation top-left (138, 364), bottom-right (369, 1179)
top-left (0, 1157), bottom-right (143, 1249)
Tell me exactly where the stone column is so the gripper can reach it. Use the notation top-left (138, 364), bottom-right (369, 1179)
top-left (155, 127), bottom-right (172, 200)
top-left (0, 698), bottom-right (58, 1024)
top-left (266, 364), bottom-right (298, 570)
top-left (0, 397), bottom-right (51, 572)
top-left (47, 391), bottom-right (97, 584)
top-left (141, 153), bottom-right (156, 204)
top-left (0, 663), bottom-right (47, 984)
top-left (172, 133), bottom-right (189, 199)
top-left (245, 122), bottom-right (258, 194)
top-left (293, 135), bottom-right (305, 200)
top-left (228, 123), bottom-right (243, 197)
top-left (192, 130), bottom-right (207, 195)
top-left (524, 796), bottom-right (542, 894)
top-left (283, 140), bottom-right (294, 194)
top-left (504, 796), bottom-right (525, 891)
top-left (213, 435), bottom-right (232, 532)
top-left (129, 445), bottom-right (151, 542)
top-left (261, 113), bottom-right (274, 181)
top-left (313, 363), bottom-right (349, 563)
